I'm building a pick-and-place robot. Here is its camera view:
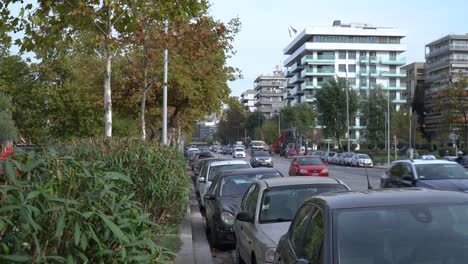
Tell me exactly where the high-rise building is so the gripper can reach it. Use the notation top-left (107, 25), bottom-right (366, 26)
top-left (402, 62), bottom-right (425, 109)
top-left (254, 69), bottom-right (286, 118)
top-left (240, 89), bottom-right (256, 112)
top-left (424, 34), bottom-right (468, 138)
top-left (283, 20), bottom-right (407, 144)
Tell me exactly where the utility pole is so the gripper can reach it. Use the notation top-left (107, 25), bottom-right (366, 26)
top-left (409, 106), bottom-right (412, 150)
top-left (387, 80), bottom-right (391, 166)
top-left (345, 64), bottom-right (350, 152)
top-left (162, 21), bottom-right (169, 145)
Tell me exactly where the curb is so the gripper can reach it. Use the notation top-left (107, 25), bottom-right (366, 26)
top-left (174, 205), bottom-right (193, 264)
top-left (189, 186), bottom-right (214, 264)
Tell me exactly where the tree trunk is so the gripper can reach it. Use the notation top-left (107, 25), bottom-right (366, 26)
top-left (104, 46), bottom-right (112, 137)
top-left (140, 27), bottom-right (149, 141)
top-left (140, 89), bottom-right (148, 140)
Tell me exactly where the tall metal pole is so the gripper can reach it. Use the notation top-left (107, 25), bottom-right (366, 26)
top-left (278, 111), bottom-right (281, 136)
top-left (387, 82), bottom-right (391, 165)
top-left (409, 106), bottom-right (412, 150)
top-left (162, 21), bottom-right (169, 145)
top-left (345, 65), bottom-right (350, 152)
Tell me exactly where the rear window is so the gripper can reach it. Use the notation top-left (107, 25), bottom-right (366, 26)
top-left (208, 164), bottom-right (250, 181)
top-left (299, 157), bottom-right (323, 165)
top-left (415, 164), bottom-right (468, 180)
top-left (235, 148), bottom-right (245, 152)
top-left (254, 151), bottom-right (270, 156)
top-left (220, 172), bottom-right (282, 196)
top-left (358, 154), bottom-right (370, 159)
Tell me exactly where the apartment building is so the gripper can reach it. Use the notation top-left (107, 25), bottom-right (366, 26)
top-left (402, 62), bottom-right (425, 109)
top-left (283, 20), bottom-right (407, 144)
top-left (240, 89), bottom-right (256, 112)
top-left (424, 34), bottom-right (468, 138)
top-left (254, 70), bottom-right (286, 118)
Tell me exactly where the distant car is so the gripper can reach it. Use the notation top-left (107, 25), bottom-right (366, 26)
top-left (204, 168), bottom-right (283, 248)
top-left (351, 153), bottom-right (374, 167)
top-left (289, 156), bottom-right (329, 176)
top-left (234, 177), bottom-right (349, 264)
top-left (342, 152), bottom-right (355, 166)
top-left (233, 147), bottom-right (246, 158)
top-left (197, 160), bottom-right (251, 208)
top-left (381, 159), bottom-right (468, 191)
top-left (193, 158), bottom-right (228, 178)
top-left (325, 151), bottom-right (336, 163)
top-left (336, 153), bottom-right (346, 165)
top-left (250, 151), bottom-right (273, 167)
top-left (274, 188), bottom-right (468, 264)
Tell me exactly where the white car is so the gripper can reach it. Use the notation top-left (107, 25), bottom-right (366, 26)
top-left (351, 153), bottom-right (374, 167)
top-left (197, 160), bottom-right (251, 208)
top-left (233, 147), bottom-right (246, 158)
top-left (234, 177), bottom-right (349, 264)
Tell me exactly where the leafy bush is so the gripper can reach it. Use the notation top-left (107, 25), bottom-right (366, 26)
top-left (0, 150), bottom-right (173, 263)
top-left (438, 147), bottom-right (456, 157)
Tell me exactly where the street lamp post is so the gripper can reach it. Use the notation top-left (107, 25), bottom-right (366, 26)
top-left (345, 65), bottom-right (350, 153)
top-left (162, 21), bottom-right (169, 145)
top-left (277, 111), bottom-right (281, 136)
top-left (387, 81), bottom-right (391, 166)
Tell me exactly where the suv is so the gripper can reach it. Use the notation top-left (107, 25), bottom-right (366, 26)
top-left (381, 159), bottom-right (468, 191)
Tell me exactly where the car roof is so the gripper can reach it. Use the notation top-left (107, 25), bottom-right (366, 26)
top-left (308, 188), bottom-right (468, 210)
top-left (295, 155), bottom-right (322, 159)
top-left (220, 168), bottom-right (280, 177)
top-left (260, 176), bottom-right (343, 188)
top-left (393, 159), bottom-right (458, 165)
top-left (210, 160), bottom-right (249, 166)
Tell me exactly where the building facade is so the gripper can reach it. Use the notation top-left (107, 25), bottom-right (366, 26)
top-left (240, 89), bottom-right (256, 112)
top-left (283, 20), bottom-right (407, 144)
top-left (424, 34), bottom-right (468, 138)
top-left (254, 70), bottom-right (286, 118)
top-left (402, 62), bottom-right (425, 109)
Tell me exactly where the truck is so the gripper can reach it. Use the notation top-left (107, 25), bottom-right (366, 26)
top-left (250, 140), bottom-right (267, 151)
top-left (271, 128), bottom-right (299, 157)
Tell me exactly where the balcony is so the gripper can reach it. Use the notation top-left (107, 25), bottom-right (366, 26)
top-left (286, 81), bottom-right (295, 88)
top-left (305, 94), bottom-right (316, 103)
top-left (359, 83), bottom-right (370, 89)
top-left (302, 68), bottom-right (336, 77)
top-left (386, 83), bottom-right (407, 90)
top-left (303, 81), bottom-right (322, 90)
top-left (290, 75), bottom-right (305, 84)
top-left (285, 70), bottom-right (294, 77)
top-left (359, 56), bottom-right (378, 63)
top-left (381, 70), bottom-right (406, 77)
top-left (392, 98), bottom-right (406, 104)
top-left (256, 90), bottom-right (284, 97)
top-left (285, 93), bottom-right (294, 100)
top-left (380, 57), bottom-right (406, 65)
top-left (290, 63), bottom-right (305, 72)
top-left (301, 55), bottom-right (335, 65)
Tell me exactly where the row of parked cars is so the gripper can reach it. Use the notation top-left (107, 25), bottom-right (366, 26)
top-left (186, 149), bottom-right (468, 263)
top-left (316, 151), bottom-right (374, 167)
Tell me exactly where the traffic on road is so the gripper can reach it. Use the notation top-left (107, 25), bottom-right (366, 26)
top-left (185, 144), bottom-right (468, 264)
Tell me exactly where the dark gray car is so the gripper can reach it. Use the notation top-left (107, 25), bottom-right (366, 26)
top-left (250, 151), bottom-right (273, 168)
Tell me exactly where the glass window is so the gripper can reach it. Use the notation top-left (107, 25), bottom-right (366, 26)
top-left (241, 184), bottom-right (256, 210)
top-left (299, 157), bottom-right (323, 165)
top-left (390, 65), bottom-right (397, 72)
top-left (339, 51), bottom-right (346, 59)
top-left (348, 78), bottom-right (356, 86)
top-left (246, 184), bottom-right (260, 215)
top-left (290, 205), bottom-right (313, 254)
top-left (338, 64), bottom-right (346, 72)
top-left (303, 209), bottom-right (324, 263)
top-left (389, 162), bottom-right (403, 177)
top-left (360, 77), bottom-right (367, 86)
top-left (220, 173), bottom-right (280, 197)
top-left (348, 51), bottom-right (356, 59)
top-left (360, 51), bottom-right (367, 57)
top-left (390, 78), bottom-right (397, 87)
top-left (359, 64), bottom-right (367, 71)
top-left (348, 65), bottom-right (356, 72)
top-left (208, 163), bottom-right (251, 181)
top-left (415, 164), bottom-right (468, 180)
top-left (370, 78), bottom-right (376, 86)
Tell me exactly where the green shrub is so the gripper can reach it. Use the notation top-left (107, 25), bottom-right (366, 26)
top-left (0, 150), bottom-right (172, 263)
top-left (438, 147), bottom-right (456, 157)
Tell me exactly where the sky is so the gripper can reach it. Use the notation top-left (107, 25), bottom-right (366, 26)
top-left (208, 0), bottom-right (468, 97)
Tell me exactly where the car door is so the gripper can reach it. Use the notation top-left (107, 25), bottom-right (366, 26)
top-left (387, 162), bottom-right (403, 188)
top-left (289, 158), bottom-right (298, 176)
top-left (399, 163), bottom-right (416, 187)
top-left (300, 206), bottom-right (325, 264)
top-left (205, 176), bottom-right (220, 229)
top-left (236, 184), bottom-right (260, 262)
top-left (277, 204), bottom-right (314, 264)
top-left (196, 164), bottom-right (208, 192)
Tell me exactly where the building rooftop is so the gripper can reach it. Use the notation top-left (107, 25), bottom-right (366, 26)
top-left (426, 34), bottom-right (468, 47)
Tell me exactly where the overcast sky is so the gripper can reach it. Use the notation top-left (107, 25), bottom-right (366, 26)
top-left (208, 0), bottom-right (468, 97)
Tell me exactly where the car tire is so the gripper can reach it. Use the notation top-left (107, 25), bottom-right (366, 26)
top-left (236, 244), bottom-right (246, 264)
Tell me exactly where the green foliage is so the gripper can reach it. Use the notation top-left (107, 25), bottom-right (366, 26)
top-left (244, 111), bottom-right (265, 139)
top-left (316, 78), bottom-right (358, 148)
top-left (217, 105), bottom-right (245, 145)
top-left (360, 85), bottom-right (388, 144)
top-left (438, 147), bottom-right (456, 157)
top-left (0, 92), bottom-right (17, 139)
top-left (0, 142), bottom-right (184, 262)
top-left (280, 103), bottom-right (316, 138)
top-left (255, 119), bottom-right (278, 144)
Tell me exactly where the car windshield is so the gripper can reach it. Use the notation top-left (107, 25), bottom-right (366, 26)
top-left (358, 154), bottom-right (370, 159)
top-left (299, 157), bottom-right (323, 165)
top-left (259, 184), bottom-right (347, 223)
top-left (208, 164), bottom-right (250, 181)
top-left (252, 142), bottom-right (264, 147)
top-left (219, 173), bottom-right (282, 196)
top-left (334, 203), bottom-right (468, 263)
top-left (415, 164), bottom-right (468, 180)
top-left (254, 151), bottom-right (270, 157)
top-left (235, 148), bottom-right (244, 152)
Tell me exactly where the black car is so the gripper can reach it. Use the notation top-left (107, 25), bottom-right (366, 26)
top-left (204, 168), bottom-right (283, 248)
top-left (380, 159), bottom-right (468, 191)
top-left (274, 188), bottom-right (468, 264)
top-left (250, 151), bottom-right (273, 167)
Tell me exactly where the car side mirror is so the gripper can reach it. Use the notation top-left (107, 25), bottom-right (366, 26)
top-left (198, 177), bottom-right (206, 183)
top-left (402, 174), bottom-right (415, 181)
top-left (204, 194), bottom-right (215, 201)
top-left (293, 259), bottom-right (310, 264)
top-left (236, 211), bottom-right (254, 223)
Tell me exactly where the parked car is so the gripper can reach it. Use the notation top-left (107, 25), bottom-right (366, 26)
top-left (330, 152), bottom-right (340, 164)
top-left (204, 168), bottom-right (283, 248)
top-left (234, 177), bottom-right (349, 264)
top-left (233, 147), bottom-right (246, 158)
top-left (250, 151), bottom-right (273, 167)
top-left (336, 152), bottom-right (346, 165)
top-left (351, 153), bottom-right (374, 167)
top-left (380, 159), bottom-right (468, 190)
top-left (197, 160), bottom-right (251, 208)
top-left (289, 156), bottom-right (329, 176)
top-left (191, 151), bottom-right (213, 170)
top-left (274, 188), bottom-right (468, 264)
top-left (193, 158), bottom-right (227, 178)
top-left (342, 152), bottom-right (355, 166)
top-left (325, 151), bottom-right (336, 163)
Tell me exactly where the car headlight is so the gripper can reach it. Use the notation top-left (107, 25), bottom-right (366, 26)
top-left (265, 247), bottom-right (276, 262)
top-left (299, 168), bottom-right (308, 174)
top-left (221, 211), bottom-right (235, 225)
top-left (265, 158), bottom-right (272, 162)
top-left (321, 168), bottom-right (328, 173)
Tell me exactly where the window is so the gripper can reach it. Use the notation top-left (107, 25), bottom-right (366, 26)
top-left (390, 78), bottom-right (397, 87)
top-left (390, 65), bottom-right (397, 73)
top-left (348, 51), bottom-right (356, 59)
top-left (338, 64), bottom-right (346, 72)
top-left (290, 205), bottom-right (313, 254)
top-left (369, 51), bottom-right (376, 57)
top-left (360, 64), bottom-right (367, 72)
top-left (348, 65), bottom-right (356, 73)
top-left (348, 78), bottom-right (356, 86)
top-left (370, 78), bottom-right (376, 87)
top-left (240, 184), bottom-right (256, 211)
top-left (360, 51), bottom-right (367, 57)
top-left (246, 184), bottom-right (260, 215)
top-left (339, 51), bottom-right (346, 59)
top-left (303, 208), bottom-right (324, 263)
top-left (370, 65), bottom-right (377, 73)
top-left (360, 77), bottom-right (367, 87)
top-left (388, 163), bottom-right (403, 177)
top-left (390, 52), bottom-right (396, 59)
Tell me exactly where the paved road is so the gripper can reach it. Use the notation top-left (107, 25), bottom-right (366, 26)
top-left (199, 153), bottom-right (386, 263)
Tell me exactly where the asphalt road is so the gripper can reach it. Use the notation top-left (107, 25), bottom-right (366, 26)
top-left (199, 153), bottom-right (386, 263)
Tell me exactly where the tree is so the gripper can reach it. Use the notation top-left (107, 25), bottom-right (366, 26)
top-left (360, 85), bottom-right (388, 146)
top-left (437, 73), bottom-right (468, 148)
top-left (255, 119), bottom-right (277, 144)
top-left (0, 92), bottom-right (18, 139)
top-left (280, 103), bottom-right (316, 138)
top-left (316, 78), bottom-right (358, 149)
top-left (244, 111), bottom-right (265, 139)
top-left (412, 82), bottom-right (431, 141)
top-left (217, 105), bottom-right (245, 145)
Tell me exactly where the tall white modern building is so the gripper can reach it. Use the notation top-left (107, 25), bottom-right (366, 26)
top-left (240, 89), bottom-right (256, 112)
top-left (283, 20), bottom-right (407, 144)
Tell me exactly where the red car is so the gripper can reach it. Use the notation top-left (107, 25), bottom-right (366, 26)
top-left (288, 155), bottom-right (329, 176)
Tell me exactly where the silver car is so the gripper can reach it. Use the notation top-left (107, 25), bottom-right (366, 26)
top-left (351, 153), bottom-right (374, 167)
top-left (197, 159), bottom-right (251, 208)
top-left (234, 177), bottom-right (349, 264)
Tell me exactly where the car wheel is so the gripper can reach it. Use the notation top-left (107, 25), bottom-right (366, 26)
top-left (236, 244), bottom-right (246, 264)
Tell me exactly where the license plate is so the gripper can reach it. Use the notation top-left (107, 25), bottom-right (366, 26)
top-left (312, 173), bottom-right (318, 176)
